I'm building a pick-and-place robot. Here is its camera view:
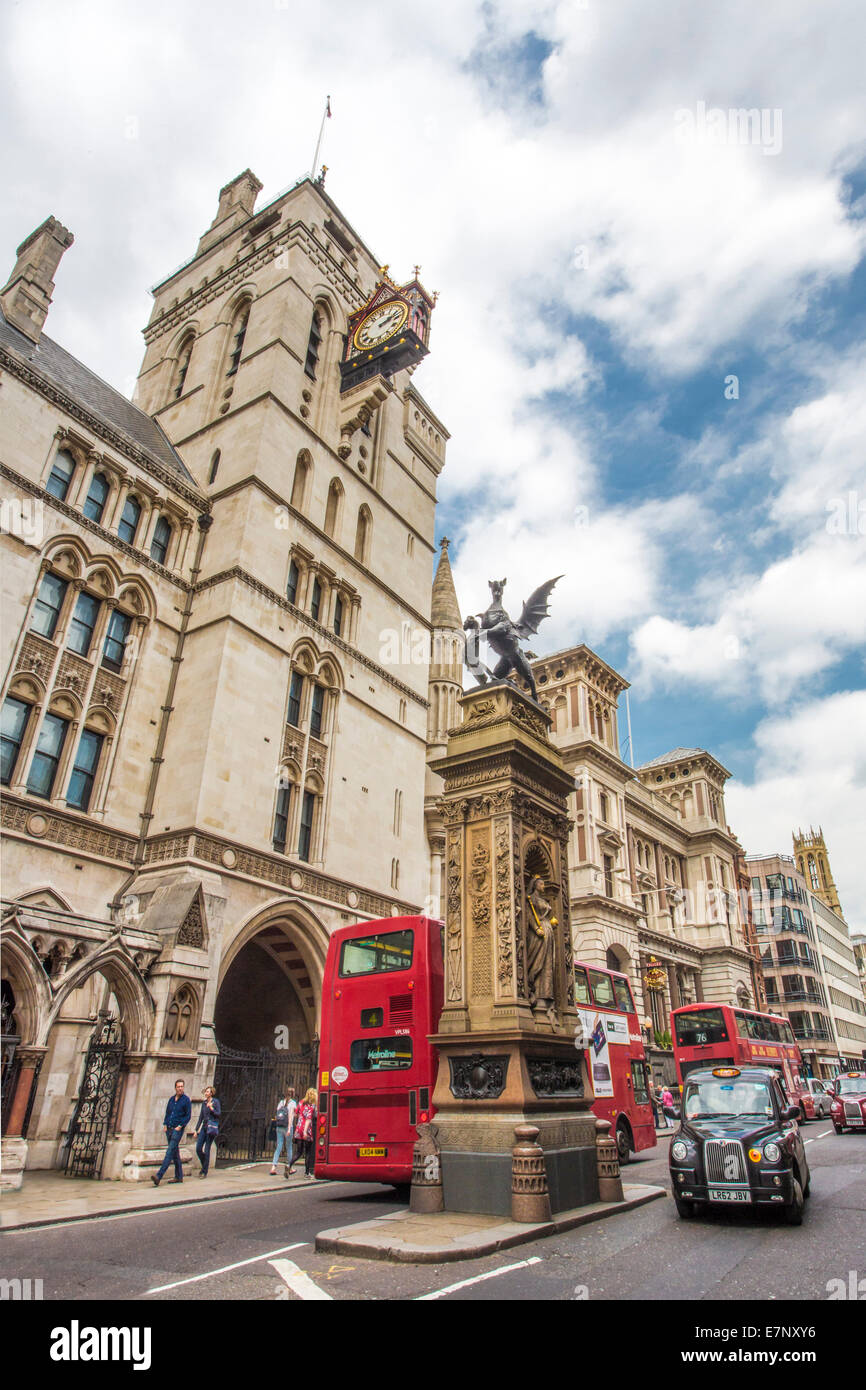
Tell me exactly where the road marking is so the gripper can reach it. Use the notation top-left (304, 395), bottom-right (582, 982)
top-left (416, 1256), bottom-right (542, 1300)
top-left (146, 1242), bottom-right (307, 1293)
top-left (270, 1258), bottom-right (333, 1300)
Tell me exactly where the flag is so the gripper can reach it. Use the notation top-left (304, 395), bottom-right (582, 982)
top-left (326, 96), bottom-right (332, 117)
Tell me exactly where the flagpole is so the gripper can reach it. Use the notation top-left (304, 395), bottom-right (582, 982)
top-left (311, 95), bottom-right (331, 178)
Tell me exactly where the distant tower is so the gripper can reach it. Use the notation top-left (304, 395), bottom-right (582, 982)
top-left (793, 826), bottom-right (843, 916)
top-left (424, 537), bottom-right (464, 916)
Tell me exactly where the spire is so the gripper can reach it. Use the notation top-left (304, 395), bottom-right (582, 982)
top-left (431, 536), bottom-right (461, 630)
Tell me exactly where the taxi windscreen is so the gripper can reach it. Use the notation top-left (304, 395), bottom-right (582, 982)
top-left (836, 1077), bottom-right (866, 1095)
top-left (684, 1077), bottom-right (774, 1121)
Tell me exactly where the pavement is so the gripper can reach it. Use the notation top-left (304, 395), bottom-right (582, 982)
top-left (315, 1182), bottom-right (667, 1262)
top-left (0, 1162), bottom-right (319, 1231)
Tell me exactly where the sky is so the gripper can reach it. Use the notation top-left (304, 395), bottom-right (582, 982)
top-left (2, 0), bottom-right (864, 923)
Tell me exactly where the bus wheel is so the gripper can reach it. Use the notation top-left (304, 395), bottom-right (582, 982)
top-left (615, 1120), bottom-right (632, 1165)
top-left (783, 1178), bottom-right (804, 1226)
top-left (674, 1196), bottom-right (697, 1219)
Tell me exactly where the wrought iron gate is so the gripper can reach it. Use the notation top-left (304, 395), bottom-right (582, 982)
top-left (63, 1018), bottom-right (125, 1178)
top-left (213, 1044), bottom-right (317, 1163)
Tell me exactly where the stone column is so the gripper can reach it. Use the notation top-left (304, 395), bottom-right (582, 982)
top-left (429, 682), bottom-right (597, 1217)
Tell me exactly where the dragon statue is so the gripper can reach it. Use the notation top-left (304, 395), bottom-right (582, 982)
top-left (463, 576), bottom-right (562, 703)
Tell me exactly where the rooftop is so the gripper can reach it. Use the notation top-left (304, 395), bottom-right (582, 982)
top-left (0, 306), bottom-right (201, 492)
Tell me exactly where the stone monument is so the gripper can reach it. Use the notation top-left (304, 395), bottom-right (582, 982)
top-left (429, 678), bottom-right (598, 1216)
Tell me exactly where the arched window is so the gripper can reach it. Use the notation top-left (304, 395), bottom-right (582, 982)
top-left (1, 696), bottom-right (33, 785)
top-left (173, 332), bottom-right (195, 399)
top-left (208, 450), bottom-right (221, 485)
top-left (354, 506), bottom-right (371, 565)
top-left (298, 787), bottom-right (317, 861)
top-left (164, 985), bottom-right (196, 1043)
top-left (83, 472), bottom-right (110, 524)
top-left (287, 559), bottom-right (300, 605)
top-left (31, 571), bottom-right (68, 640)
top-left (310, 576), bottom-right (322, 621)
top-left (324, 479), bottom-right (343, 539)
top-left (304, 309), bottom-right (322, 379)
top-left (26, 710), bottom-right (69, 799)
top-left (150, 515), bottom-right (172, 566)
top-left (291, 453), bottom-right (311, 511)
top-left (333, 594), bottom-right (344, 636)
top-left (118, 495), bottom-right (142, 546)
top-left (46, 448), bottom-right (76, 501)
top-left (67, 589), bottom-right (101, 656)
top-left (273, 776), bottom-right (294, 853)
top-left (226, 300), bottom-right (251, 377)
top-left (66, 727), bottom-right (105, 812)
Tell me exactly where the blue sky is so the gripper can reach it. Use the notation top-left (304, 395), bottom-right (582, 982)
top-left (2, 0), bottom-right (864, 920)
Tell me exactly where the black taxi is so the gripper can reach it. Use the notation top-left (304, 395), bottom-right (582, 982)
top-left (669, 1065), bottom-right (811, 1225)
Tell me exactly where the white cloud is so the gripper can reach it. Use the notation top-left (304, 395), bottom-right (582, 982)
top-left (726, 690), bottom-right (866, 924)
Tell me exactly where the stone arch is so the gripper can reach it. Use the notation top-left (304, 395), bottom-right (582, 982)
top-left (45, 942), bottom-right (154, 1052)
top-left (42, 534), bottom-right (90, 575)
top-left (116, 575), bottom-right (156, 623)
top-left (291, 637), bottom-right (319, 673)
top-left (0, 924), bottom-right (53, 1046)
top-left (290, 450), bottom-right (313, 512)
top-left (524, 839), bottom-right (555, 886)
top-left (216, 898), bottom-right (329, 1047)
top-left (7, 670), bottom-right (47, 706)
top-left (605, 942), bottom-right (632, 975)
top-left (316, 653), bottom-right (344, 692)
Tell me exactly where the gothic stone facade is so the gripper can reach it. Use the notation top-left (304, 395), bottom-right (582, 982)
top-left (0, 175), bottom-right (450, 1179)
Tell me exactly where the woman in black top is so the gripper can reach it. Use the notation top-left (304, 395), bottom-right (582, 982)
top-left (193, 1086), bottom-right (221, 1176)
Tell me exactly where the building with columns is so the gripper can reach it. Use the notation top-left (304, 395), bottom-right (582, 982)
top-left (0, 172), bottom-right (452, 1183)
top-left (530, 646), bottom-right (765, 1080)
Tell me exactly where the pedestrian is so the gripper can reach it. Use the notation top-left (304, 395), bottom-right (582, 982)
top-left (193, 1085), bottom-right (221, 1177)
top-left (270, 1087), bottom-right (297, 1177)
top-left (295, 1087), bottom-right (318, 1177)
top-left (151, 1078), bottom-right (192, 1186)
top-left (661, 1083), bottom-right (676, 1128)
top-left (648, 1077), bottom-right (662, 1128)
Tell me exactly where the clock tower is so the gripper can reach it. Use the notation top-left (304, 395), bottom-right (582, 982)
top-left (340, 268), bottom-right (436, 393)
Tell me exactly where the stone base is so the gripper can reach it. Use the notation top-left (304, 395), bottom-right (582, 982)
top-left (0, 1137), bottom-right (28, 1192)
top-left (121, 1146), bottom-right (195, 1181)
top-left (434, 1110), bottom-right (598, 1217)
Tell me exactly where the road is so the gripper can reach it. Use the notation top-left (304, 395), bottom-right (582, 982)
top-left (1, 1125), bottom-right (863, 1301)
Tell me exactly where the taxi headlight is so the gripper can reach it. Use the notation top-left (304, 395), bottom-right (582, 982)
top-left (763, 1142), bottom-right (781, 1163)
top-left (671, 1140), bottom-right (689, 1162)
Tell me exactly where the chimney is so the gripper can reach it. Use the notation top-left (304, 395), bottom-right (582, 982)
top-left (197, 170), bottom-right (263, 255)
top-left (1, 216), bottom-right (74, 343)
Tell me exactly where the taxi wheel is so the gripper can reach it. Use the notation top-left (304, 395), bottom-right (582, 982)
top-left (803, 1170), bottom-right (811, 1198)
top-left (783, 1177), bottom-right (804, 1226)
top-left (833, 1123), bottom-right (844, 1134)
top-left (674, 1196), bottom-right (697, 1219)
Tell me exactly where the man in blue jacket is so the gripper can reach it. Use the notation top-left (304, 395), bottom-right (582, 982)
top-left (151, 1079), bottom-right (192, 1185)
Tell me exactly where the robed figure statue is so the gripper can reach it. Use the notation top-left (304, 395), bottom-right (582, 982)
top-left (526, 874), bottom-right (558, 1024)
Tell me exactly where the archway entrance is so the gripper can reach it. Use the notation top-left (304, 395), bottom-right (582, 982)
top-left (213, 921), bottom-right (320, 1162)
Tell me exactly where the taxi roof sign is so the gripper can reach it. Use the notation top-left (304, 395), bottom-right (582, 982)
top-left (712, 1066), bottom-right (741, 1077)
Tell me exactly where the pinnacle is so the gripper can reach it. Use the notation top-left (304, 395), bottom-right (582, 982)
top-left (431, 537), bottom-right (461, 630)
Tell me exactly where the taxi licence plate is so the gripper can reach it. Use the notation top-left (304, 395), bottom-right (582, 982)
top-left (708, 1187), bottom-right (751, 1203)
top-left (357, 1146), bottom-right (388, 1158)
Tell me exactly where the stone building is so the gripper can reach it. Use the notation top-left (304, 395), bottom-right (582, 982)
top-left (747, 839), bottom-right (866, 1078)
top-left (0, 172), bottom-right (451, 1183)
top-left (529, 646), bottom-right (765, 1079)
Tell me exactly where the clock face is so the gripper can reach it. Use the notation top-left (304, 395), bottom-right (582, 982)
top-left (353, 299), bottom-right (409, 351)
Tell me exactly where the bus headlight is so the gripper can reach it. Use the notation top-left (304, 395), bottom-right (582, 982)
top-left (671, 1140), bottom-right (689, 1162)
top-left (763, 1142), bottom-right (781, 1163)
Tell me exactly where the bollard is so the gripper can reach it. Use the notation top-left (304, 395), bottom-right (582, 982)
top-left (511, 1123), bottom-right (552, 1223)
top-left (409, 1122), bottom-right (444, 1213)
top-left (595, 1118), bottom-right (624, 1203)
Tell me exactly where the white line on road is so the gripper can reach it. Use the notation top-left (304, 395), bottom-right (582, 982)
top-left (145, 1242), bottom-right (307, 1293)
top-left (805, 1129), bottom-right (834, 1144)
top-left (270, 1258), bottom-right (333, 1300)
top-left (416, 1256), bottom-right (542, 1301)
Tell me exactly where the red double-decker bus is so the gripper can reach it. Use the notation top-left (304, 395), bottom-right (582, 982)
top-left (574, 961), bottom-right (656, 1163)
top-left (316, 916), bottom-right (444, 1185)
top-left (671, 1003), bottom-right (816, 1120)
top-left (315, 915), bottom-right (655, 1185)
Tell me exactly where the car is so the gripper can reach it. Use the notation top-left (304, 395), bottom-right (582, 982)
top-left (669, 1064), bottom-right (811, 1225)
top-left (802, 1077), bottom-right (831, 1119)
top-left (829, 1072), bottom-right (866, 1133)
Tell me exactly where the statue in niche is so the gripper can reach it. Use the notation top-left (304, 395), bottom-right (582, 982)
top-left (526, 874), bottom-right (558, 1024)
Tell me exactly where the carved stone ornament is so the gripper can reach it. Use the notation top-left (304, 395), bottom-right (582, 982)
top-left (527, 1056), bottom-right (585, 1098)
top-left (449, 1052), bottom-right (509, 1100)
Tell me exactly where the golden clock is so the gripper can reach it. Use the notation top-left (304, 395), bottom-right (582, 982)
top-left (353, 299), bottom-right (409, 351)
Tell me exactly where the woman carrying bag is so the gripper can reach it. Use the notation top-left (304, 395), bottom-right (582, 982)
top-left (271, 1088), bottom-right (297, 1176)
top-left (194, 1086), bottom-right (221, 1177)
top-left (295, 1087), bottom-right (318, 1177)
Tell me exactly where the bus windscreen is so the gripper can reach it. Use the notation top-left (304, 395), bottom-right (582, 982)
top-left (350, 1037), bottom-right (413, 1071)
top-left (339, 929), bottom-right (414, 977)
top-left (674, 1008), bottom-right (729, 1045)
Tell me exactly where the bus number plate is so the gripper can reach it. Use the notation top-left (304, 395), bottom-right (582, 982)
top-left (358, 1146), bottom-right (388, 1158)
top-left (708, 1187), bottom-right (751, 1203)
